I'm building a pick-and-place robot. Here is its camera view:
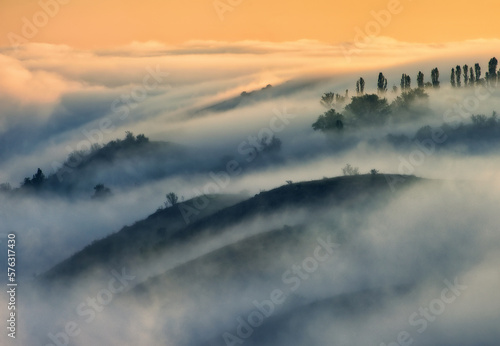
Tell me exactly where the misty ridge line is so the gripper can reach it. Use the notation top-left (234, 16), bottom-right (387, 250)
top-left (385, 82), bottom-right (497, 191)
top-left (50, 65), bottom-right (171, 183)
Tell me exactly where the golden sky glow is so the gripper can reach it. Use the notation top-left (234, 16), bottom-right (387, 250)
top-left (1, 0), bottom-right (499, 48)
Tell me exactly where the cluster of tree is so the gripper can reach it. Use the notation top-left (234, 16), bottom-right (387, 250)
top-left (320, 91), bottom-right (349, 108)
top-left (21, 168), bottom-right (46, 190)
top-left (450, 58), bottom-right (498, 88)
top-left (385, 112), bottom-right (500, 153)
top-left (352, 68), bottom-right (440, 99)
top-left (313, 88), bottom-right (429, 132)
top-left (314, 57), bottom-right (498, 133)
top-left (0, 131), bottom-right (151, 198)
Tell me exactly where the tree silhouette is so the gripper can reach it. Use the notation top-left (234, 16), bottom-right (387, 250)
top-left (320, 92), bottom-right (335, 109)
top-left (401, 74), bottom-right (411, 90)
top-left (488, 57), bottom-right (498, 86)
top-left (92, 184), bottom-right (112, 199)
top-left (356, 78), bottom-right (365, 95)
top-left (463, 65), bottom-right (469, 86)
top-left (474, 63), bottom-right (481, 83)
top-left (22, 168), bottom-right (46, 190)
top-left (450, 68), bottom-right (456, 87)
top-left (431, 68), bottom-right (440, 88)
top-left (470, 67), bottom-right (475, 86)
top-left (456, 65), bottom-right (461, 87)
top-left (377, 73), bottom-right (387, 94)
top-left (417, 71), bottom-right (424, 88)
top-left (165, 192), bottom-right (179, 206)
top-left (344, 94), bottom-right (390, 125)
top-left (342, 164), bottom-right (359, 176)
top-left (312, 109), bottom-right (344, 132)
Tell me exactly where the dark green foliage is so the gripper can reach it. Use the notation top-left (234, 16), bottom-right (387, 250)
top-left (431, 68), bottom-right (440, 88)
top-left (320, 92), bottom-right (346, 109)
top-left (320, 92), bottom-right (335, 109)
top-left (165, 192), bottom-right (179, 206)
top-left (356, 77), bottom-right (365, 95)
top-left (463, 65), bottom-right (469, 86)
top-left (312, 109), bottom-right (345, 132)
top-left (417, 71), bottom-right (424, 88)
top-left (401, 74), bottom-right (411, 90)
top-left (22, 168), bottom-right (46, 189)
top-left (91, 183), bottom-right (112, 199)
top-left (470, 67), bottom-right (475, 86)
top-left (487, 57), bottom-right (498, 86)
top-left (475, 63), bottom-right (481, 83)
top-left (450, 68), bottom-right (456, 87)
top-left (344, 94), bottom-right (390, 125)
top-left (456, 65), bottom-right (462, 87)
top-left (370, 169), bottom-right (379, 175)
top-left (377, 73), bottom-right (388, 94)
top-left (391, 88), bottom-right (429, 111)
top-left (342, 164), bottom-right (359, 176)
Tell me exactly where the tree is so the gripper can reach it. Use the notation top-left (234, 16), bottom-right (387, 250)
top-left (344, 94), bottom-right (390, 125)
top-left (431, 68), bottom-right (440, 88)
top-left (450, 68), bottom-right (456, 87)
top-left (463, 64), bottom-right (469, 86)
top-left (488, 57), bottom-right (498, 86)
top-left (456, 65), bottom-right (461, 87)
top-left (342, 164), bottom-right (359, 176)
top-left (391, 88), bottom-right (429, 112)
top-left (92, 184), bottom-right (112, 199)
top-left (469, 68), bottom-right (475, 86)
top-left (320, 92), bottom-right (335, 109)
top-left (165, 192), bottom-right (179, 206)
top-left (474, 63), bottom-right (481, 83)
top-left (417, 71), bottom-right (424, 88)
top-left (377, 73), bottom-right (388, 94)
top-left (356, 78), bottom-right (365, 95)
top-left (31, 168), bottom-right (45, 187)
top-left (312, 109), bottom-right (344, 132)
top-left (22, 168), bottom-right (46, 189)
top-left (370, 169), bottom-right (379, 175)
top-left (136, 134), bottom-right (149, 144)
top-left (401, 74), bottom-right (411, 90)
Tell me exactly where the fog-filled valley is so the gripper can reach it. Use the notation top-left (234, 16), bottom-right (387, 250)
top-left (1, 40), bottom-right (500, 345)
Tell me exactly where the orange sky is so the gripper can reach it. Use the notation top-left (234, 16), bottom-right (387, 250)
top-left (0, 0), bottom-right (499, 49)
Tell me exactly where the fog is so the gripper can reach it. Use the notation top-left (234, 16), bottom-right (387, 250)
top-left (0, 39), bottom-right (499, 345)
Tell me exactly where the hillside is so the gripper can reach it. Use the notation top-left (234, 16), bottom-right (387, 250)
top-left (40, 174), bottom-right (421, 288)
